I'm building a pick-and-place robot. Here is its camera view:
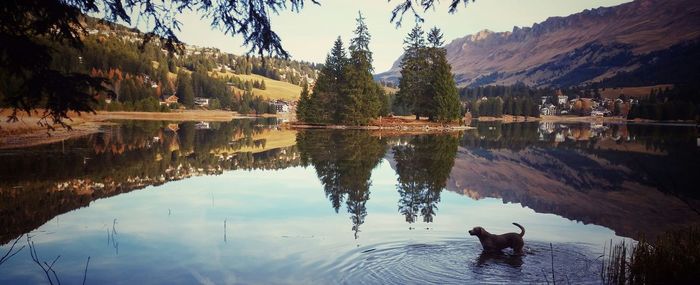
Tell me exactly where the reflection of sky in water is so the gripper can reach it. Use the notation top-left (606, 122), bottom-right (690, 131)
top-left (0, 160), bottom-right (619, 284)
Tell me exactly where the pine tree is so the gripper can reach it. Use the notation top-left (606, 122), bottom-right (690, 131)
top-left (427, 27), bottom-right (444, 48)
top-left (429, 47), bottom-right (461, 122)
top-left (340, 11), bottom-right (383, 125)
top-left (306, 37), bottom-right (348, 123)
top-left (176, 71), bottom-right (195, 108)
top-left (396, 25), bottom-right (427, 119)
top-left (297, 80), bottom-right (312, 122)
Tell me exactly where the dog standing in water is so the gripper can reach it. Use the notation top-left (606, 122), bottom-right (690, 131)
top-left (468, 223), bottom-right (525, 255)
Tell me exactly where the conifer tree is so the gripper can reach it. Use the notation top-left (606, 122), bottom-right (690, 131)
top-left (426, 27), bottom-right (460, 122)
top-left (176, 71), bottom-right (195, 108)
top-left (341, 11), bottom-right (383, 125)
top-left (297, 79), bottom-right (312, 122)
top-left (309, 37), bottom-right (348, 123)
top-left (396, 25), bottom-right (427, 119)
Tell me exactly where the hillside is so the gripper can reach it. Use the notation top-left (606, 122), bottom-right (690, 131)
top-left (213, 71), bottom-right (302, 101)
top-left (376, 0), bottom-right (700, 88)
top-left (79, 16), bottom-right (316, 104)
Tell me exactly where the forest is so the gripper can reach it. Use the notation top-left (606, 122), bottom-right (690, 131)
top-left (0, 16), bottom-right (319, 114)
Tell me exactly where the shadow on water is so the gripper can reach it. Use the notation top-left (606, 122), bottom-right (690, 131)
top-left (476, 251), bottom-right (524, 268)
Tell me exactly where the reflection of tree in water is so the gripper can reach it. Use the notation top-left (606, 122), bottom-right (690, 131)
top-left (297, 130), bottom-right (387, 239)
top-left (393, 134), bottom-right (459, 223)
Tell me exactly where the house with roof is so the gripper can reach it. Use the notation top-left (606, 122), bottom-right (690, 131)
top-left (194, 97), bottom-right (210, 107)
top-left (160, 95), bottom-right (179, 105)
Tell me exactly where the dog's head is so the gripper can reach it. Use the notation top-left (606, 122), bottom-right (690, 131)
top-left (468, 226), bottom-right (484, 236)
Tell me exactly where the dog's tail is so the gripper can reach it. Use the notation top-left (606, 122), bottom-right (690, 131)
top-left (513, 222), bottom-right (525, 237)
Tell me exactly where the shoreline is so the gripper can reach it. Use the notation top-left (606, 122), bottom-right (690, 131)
top-left (290, 123), bottom-right (474, 132)
top-left (476, 115), bottom-right (698, 126)
top-left (0, 110), bottom-right (255, 149)
top-left (290, 115), bottom-right (474, 133)
top-left (2, 110), bottom-right (696, 150)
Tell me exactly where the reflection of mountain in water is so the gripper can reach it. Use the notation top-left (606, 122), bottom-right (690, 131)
top-left (0, 119), bottom-right (301, 244)
top-left (445, 122), bottom-right (700, 238)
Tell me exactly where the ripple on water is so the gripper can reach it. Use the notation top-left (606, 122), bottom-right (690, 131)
top-left (325, 239), bottom-right (603, 284)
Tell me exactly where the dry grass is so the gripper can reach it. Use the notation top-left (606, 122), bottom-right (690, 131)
top-left (211, 71), bottom-right (302, 101)
top-left (601, 226), bottom-right (700, 284)
top-left (0, 109), bottom-right (255, 149)
top-left (0, 109), bottom-right (103, 149)
top-left (383, 86), bottom-right (399, 94)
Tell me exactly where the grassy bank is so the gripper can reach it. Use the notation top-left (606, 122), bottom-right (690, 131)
top-left (601, 226), bottom-right (700, 284)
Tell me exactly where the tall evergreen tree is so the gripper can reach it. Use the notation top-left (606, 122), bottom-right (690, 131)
top-left (306, 37), bottom-right (348, 124)
top-left (340, 12), bottom-right (383, 125)
top-left (297, 79), bottom-right (312, 122)
top-left (396, 25), bottom-right (427, 119)
top-left (176, 71), bottom-right (195, 108)
top-left (425, 28), bottom-right (460, 122)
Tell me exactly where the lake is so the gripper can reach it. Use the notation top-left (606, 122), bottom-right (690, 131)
top-left (1, 119), bottom-right (699, 284)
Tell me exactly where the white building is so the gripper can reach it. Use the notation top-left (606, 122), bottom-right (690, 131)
top-left (540, 103), bottom-right (556, 116)
top-left (272, 100), bottom-right (290, 113)
top-left (194, 97), bottom-right (210, 107)
top-left (557, 95), bottom-right (569, 106)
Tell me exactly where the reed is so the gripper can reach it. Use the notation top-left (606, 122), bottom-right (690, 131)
top-left (601, 226), bottom-right (700, 284)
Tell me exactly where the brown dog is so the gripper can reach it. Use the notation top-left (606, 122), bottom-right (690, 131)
top-left (469, 223), bottom-right (525, 255)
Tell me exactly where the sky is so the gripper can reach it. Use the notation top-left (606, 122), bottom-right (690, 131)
top-left (138, 0), bottom-right (631, 72)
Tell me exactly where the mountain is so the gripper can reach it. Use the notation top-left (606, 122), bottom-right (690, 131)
top-left (375, 0), bottom-right (700, 88)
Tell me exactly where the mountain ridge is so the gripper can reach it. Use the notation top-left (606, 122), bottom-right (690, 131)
top-left (376, 0), bottom-right (700, 88)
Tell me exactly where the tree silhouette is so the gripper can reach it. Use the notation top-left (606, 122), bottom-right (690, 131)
top-left (296, 130), bottom-right (387, 238)
top-left (393, 134), bottom-right (459, 223)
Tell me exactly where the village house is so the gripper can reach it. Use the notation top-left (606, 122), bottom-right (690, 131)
top-left (540, 103), bottom-right (556, 116)
top-left (557, 95), bottom-right (569, 106)
top-left (272, 100), bottom-right (290, 113)
top-left (160, 95), bottom-right (179, 106)
top-left (194, 97), bottom-right (210, 107)
top-left (195, 122), bottom-right (210, 130)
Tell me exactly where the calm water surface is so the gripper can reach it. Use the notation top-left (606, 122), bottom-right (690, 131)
top-left (1, 119), bottom-right (698, 284)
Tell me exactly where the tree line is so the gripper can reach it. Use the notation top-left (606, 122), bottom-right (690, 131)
top-left (466, 96), bottom-right (541, 118)
top-left (628, 85), bottom-right (699, 121)
top-left (297, 12), bottom-right (389, 125)
top-left (222, 76), bottom-right (267, 91)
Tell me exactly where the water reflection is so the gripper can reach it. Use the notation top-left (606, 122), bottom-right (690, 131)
top-left (0, 119), bottom-right (301, 244)
top-left (392, 135), bottom-right (459, 224)
top-left (1, 119), bottom-right (699, 284)
top-left (454, 121), bottom-right (700, 237)
top-left (296, 130), bottom-right (387, 239)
